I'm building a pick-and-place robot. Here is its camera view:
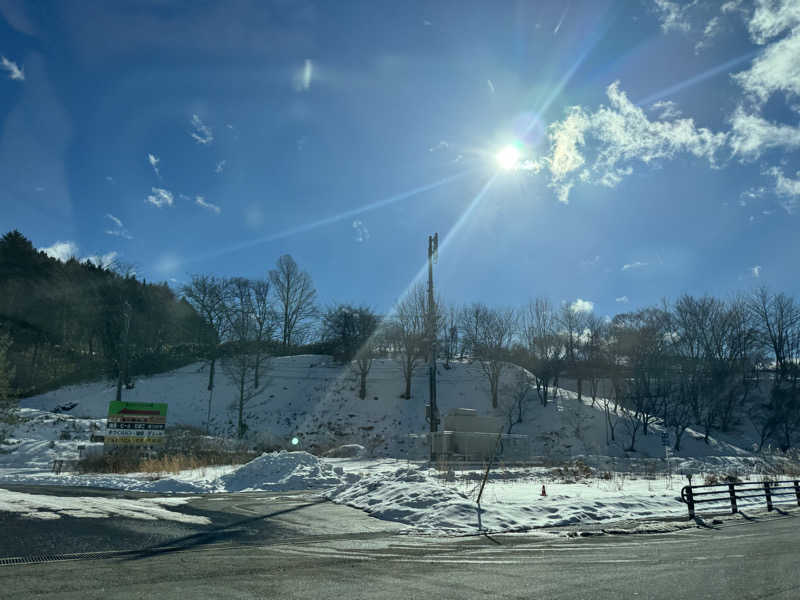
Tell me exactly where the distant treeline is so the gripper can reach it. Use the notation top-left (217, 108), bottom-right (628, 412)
top-left (0, 230), bottom-right (210, 396)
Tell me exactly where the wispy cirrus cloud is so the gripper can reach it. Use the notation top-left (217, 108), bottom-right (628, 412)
top-left (615, 296), bottom-right (630, 304)
top-left (195, 195), bottom-right (221, 214)
top-left (146, 187), bottom-right (174, 208)
top-left (622, 261), bottom-right (648, 271)
top-left (766, 166), bottom-right (800, 214)
top-left (147, 153), bottom-right (161, 178)
top-left (652, 0), bottom-right (695, 33)
top-left (215, 160), bottom-right (226, 174)
top-left (750, 265), bottom-right (762, 278)
top-left (190, 114), bottom-right (213, 145)
top-left (104, 213), bottom-right (132, 239)
top-left (729, 108), bottom-right (800, 160)
top-left (580, 255), bottom-right (600, 267)
top-left (1, 55), bottom-right (24, 80)
top-left (352, 219), bottom-right (369, 243)
top-left (293, 59), bottom-right (313, 91)
top-left (650, 100), bottom-right (682, 120)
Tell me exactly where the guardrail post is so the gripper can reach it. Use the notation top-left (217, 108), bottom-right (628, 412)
top-left (728, 482), bottom-right (738, 514)
top-left (764, 480), bottom-right (773, 511)
top-left (794, 481), bottom-right (800, 507)
top-left (686, 485), bottom-right (695, 518)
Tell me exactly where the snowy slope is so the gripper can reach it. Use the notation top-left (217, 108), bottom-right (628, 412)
top-left (11, 355), bottom-right (756, 462)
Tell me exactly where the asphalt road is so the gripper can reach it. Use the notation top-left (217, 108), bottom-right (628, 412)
top-left (1, 485), bottom-right (798, 600)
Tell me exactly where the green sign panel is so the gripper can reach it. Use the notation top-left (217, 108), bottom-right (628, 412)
top-left (107, 401), bottom-right (168, 417)
top-left (106, 402), bottom-right (168, 447)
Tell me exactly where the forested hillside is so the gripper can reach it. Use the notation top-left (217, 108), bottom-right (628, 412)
top-left (0, 230), bottom-right (209, 396)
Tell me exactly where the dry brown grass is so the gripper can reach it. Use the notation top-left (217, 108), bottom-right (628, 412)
top-left (76, 449), bottom-right (259, 474)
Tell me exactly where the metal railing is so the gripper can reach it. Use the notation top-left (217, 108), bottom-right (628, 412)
top-left (680, 479), bottom-right (800, 517)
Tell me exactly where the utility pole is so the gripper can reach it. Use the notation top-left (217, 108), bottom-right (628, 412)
top-left (115, 300), bottom-right (131, 403)
top-left (427, 233), bottom-right (440, 435)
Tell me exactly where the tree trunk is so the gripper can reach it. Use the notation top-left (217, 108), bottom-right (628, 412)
top-left (359, 371), bottom-right (367, 400)
top-left (207, 356), bottom-right (216, 392)
top-left (238, 372), bottom-right (245, 438)
top-left (404, 374), bottom-right (412, 399)
top-left (577, 377), bottom-right (582, 401)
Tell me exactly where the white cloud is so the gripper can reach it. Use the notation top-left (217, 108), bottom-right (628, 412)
top-left (746, 0), bottom-right (800, 45)
top-left (215, 159), bottom-right (226, 173)
top-left (721, 0), bottom-right (745, 15)
top-left (41, 240), bottom-right (79, 262)
top-left (190, 114), bottom-right (213, 145)
top-left (1, 55), bottom-right (24, 80)
top-left (767, 166), bottom-right (800, 213)
top-left (428, 140), bottom-right (449, 153)
top-left (146, 187), bottom-right (174, 208)
top-left (581, 255), bottom-right (600, 266)
top-left (195, 195), bottom-right (221, 214)
top-left (729, 108), bottom-right (800, 159)
top-left (651, 100), bottom-right (682, 120)
top-left (741, 186), bottom-right (766, 199)
top-left (40, 241), bottom-right (117, 269)
top-left (147, 153), bottom-right (160, 178)
top-left (104, 214), bottom-right (132, 239)
top-left (570, 298), bottom-right (594, 313)
top-left (751, 265), bottom-right (762, 277)
top-left (487, 79), bottom-right (495, 94)
top-left (733, 30), bottom-right (800, 107)
top-left (294, 59), bottom-right (313, 91)
top-left (352, 219), bottom-right (370, 243)
top-left (653, 0), bottom-right (694, 33)
top-left (616, 296), bottom-right (630, 304)
top-left (695, 16), bottom-right (721, 53)
top-left (622, 261), bottom-right (648, 271)
top-left (84, 251), bottom-right (118, 269)
top-left (544, 82), bottom-right (726, 202)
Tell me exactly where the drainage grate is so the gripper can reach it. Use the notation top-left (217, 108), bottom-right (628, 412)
top-left (0, 549), bottom-right (140, 566)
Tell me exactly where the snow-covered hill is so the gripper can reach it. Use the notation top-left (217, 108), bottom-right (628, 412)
top-left (6, 355), bottom-right (758, 465)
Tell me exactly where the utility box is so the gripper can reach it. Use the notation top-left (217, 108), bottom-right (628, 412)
top-left (430, 408), bottom-right (525, 462)
top-left (442, 408), bottom-right (503, 435)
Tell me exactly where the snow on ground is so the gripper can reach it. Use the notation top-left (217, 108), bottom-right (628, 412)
top-left (3, 356), bottom-right (797, 532)
top-left (0, 451), bottom-right (346, 495)
top-left (324, 461), bottom-right (787, 535)
top-left (0, 488), bottom-right (209, 523)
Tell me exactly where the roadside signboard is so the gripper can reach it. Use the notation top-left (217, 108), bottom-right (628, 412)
top-left (105, 401), bottom-right (168, 449)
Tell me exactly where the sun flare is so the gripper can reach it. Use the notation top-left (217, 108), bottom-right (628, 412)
top-left (496, 145), bottom-right (521, 170)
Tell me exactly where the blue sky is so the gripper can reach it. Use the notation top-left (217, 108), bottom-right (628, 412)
top-left (1, 0), bottom-right (798, 316)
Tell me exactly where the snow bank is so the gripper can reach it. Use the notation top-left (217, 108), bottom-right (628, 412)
top-left (0, 451), bottom-right (346, 495)
top-left (325, 465), bottom-right (692, 534)
top-left (217, 451), bottom-right (343, 492)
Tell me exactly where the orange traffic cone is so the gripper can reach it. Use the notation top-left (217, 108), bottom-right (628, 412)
top-left (541, 485), bottom-right (547, 497)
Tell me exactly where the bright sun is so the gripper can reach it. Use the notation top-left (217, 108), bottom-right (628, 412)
top-left (496, 145), bottom-right (521, 170)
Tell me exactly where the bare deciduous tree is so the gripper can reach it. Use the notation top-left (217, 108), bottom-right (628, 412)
top-left (182, 275), bottom-right (231, 392)
top-left (269, 254), bottom-right (317, 348)
top-left (461, 303), bottom-right (516, 408)
top-left (222, 278), bottom-right (268, 438)
top-left (388, 284), bottom-right (428, 399)
top-left (322, 304), bottom-right (380, 399)
top-left (519, 298), bottom-right (563, 405)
